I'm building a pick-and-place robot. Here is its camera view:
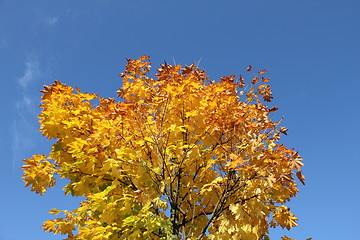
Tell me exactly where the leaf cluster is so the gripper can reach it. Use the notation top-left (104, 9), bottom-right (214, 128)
top-left (22, 56), bottom-right (304, 239)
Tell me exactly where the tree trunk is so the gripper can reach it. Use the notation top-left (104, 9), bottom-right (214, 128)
top-left (171, 204), bottom-right (180, 240)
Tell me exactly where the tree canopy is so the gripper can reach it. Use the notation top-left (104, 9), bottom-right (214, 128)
top-left (22, 56), bottom-right (304, 240)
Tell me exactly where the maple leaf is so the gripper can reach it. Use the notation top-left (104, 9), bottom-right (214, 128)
top-left (296, 170), bottom-right (306, 185)
top-left (280, 126), bottom-right (288, 135)
top-left (258, 69), bottom-right (267, 74)
top-left (268, 106), bottom-right (279, 113)
top-left (262, 77), bottom-right (271, 82)
top-left (239, 75), bottom-right (245, 88)
top-left (251, 76), bottom-right (259, 85)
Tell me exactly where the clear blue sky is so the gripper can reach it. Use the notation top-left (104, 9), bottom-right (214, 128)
top-left (1, 0), bottom-right (359, 239)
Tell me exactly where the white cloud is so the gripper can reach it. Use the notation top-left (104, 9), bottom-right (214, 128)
top-left (11, 95), bottom-right (39, 167)
top-left (15, 94), bottom-right (35, 113)
top-left (18, 59), bottom-right (40, 88)
top-left (45, 16), bottom-right (59, 27)
top-left (23, 95), bottom-right (32, 107)
top-left (11, 118), bottom-right (35, 160)
top-left (12, 58), bottom-right (43, 166)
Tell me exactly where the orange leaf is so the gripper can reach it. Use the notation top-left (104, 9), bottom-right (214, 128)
top-left (258, 69), bottom-right (267, 74)
top-left (239, 75), bottom-right (245, 88)
top-left (262, 77), bottom-right (271, 82)
top-left (251, 76), bottom-right (259, 85)
top-left (268, 106), bottom-right (279, 112)
top-left (296, 171), bottom-right (305, 185)
top-left (280, 127), bottom-right (288, 135)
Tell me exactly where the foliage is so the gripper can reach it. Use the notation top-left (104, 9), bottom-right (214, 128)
top-left (22, 56), bottom-right (304, 239)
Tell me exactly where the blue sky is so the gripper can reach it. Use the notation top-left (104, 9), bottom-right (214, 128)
top-left (1, 0), bottom-right (359, 239)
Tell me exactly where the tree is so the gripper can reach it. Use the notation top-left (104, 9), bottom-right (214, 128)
top-left (22, 56), bottom-right (305, 240)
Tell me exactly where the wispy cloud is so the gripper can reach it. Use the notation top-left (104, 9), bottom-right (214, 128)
top-left (11, 100), bottom-right (39, 168)
top-left (45, 16), bottom-right (59, 27)
top-left (12, 57), bottom-right (43, 168)
top-left (18, 59), bottom-right (40, 89)
top-left (11, 114), bottom-right (37, 164)
top-left (15, 94), bottom-right (36, 114)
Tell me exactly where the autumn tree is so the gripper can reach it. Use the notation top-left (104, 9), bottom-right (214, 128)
top-left (22, 56), bottom-right (305, 240)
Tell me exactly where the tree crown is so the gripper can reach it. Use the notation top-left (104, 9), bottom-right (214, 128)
top-left (22, 56), bottom-right (304, 240)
